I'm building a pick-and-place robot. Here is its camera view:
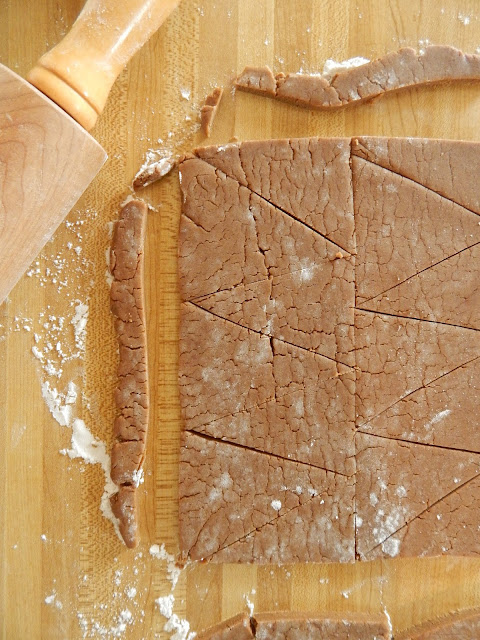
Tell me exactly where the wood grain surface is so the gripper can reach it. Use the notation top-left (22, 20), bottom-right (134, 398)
top-left (2, 1), bottom-right (480, 638)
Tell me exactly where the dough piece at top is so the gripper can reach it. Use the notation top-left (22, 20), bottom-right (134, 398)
top-left (352, 156), bottom-right (480, 305)
top-left (397, 608), bottom-right (480, 640)
top-left (352, 136), bottom-right (480, 214)
top-left (235, 65), bottom-right (277, 96)
top-left (195, 137), bottom-right (355, 254)
top-left (179, 431), bottom-right (354, 563)
top-left (236, 46), bottom-right (480, 110)
top-left (201, 87), bottom-right (224, 137)
top-left (356, 433), bottom-right (480, 560)
top-left (196, 613), bottom-right (254, 640)
top-left (109, 198), bottom-right (148, 548)
top-left (253, 611), bottom-right (391, 640)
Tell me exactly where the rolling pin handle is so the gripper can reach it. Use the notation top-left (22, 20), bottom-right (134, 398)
top-left (27, 0), bottom-right (180, 130)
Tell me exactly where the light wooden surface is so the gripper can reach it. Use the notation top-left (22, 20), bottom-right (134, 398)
top-left (2, 1), bottom-right (480, 638)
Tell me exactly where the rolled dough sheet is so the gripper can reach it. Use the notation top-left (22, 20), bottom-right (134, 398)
top-left (397, 608), bottom-right (480, 639)
top-left (178, 137), bottom-right (480, 563)
top-left (235, 46), bottom-right (480, 109)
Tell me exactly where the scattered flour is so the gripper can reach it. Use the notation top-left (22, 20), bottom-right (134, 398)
top-left (244, 591), bottom-right (255, 616)
top-left (270, 499), bottom-right (282, 511)
top-left (425, 409), bottom-right (451, 430)
top-left (321, 56), bottom-right (370, 81)
top-left (41, 381), bottom-right (77, 427)
top-left (71, 302), bottom-right (88, 352)
top-left (149, 544), bottom-right (182, 590)
top-left (156, 594), bottom-right (175, 618)
top-left (61, 418), bottom-right (121, 542)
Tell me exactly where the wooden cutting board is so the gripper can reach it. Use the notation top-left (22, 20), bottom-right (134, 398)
top-left (2, 0), bottom-right (480, 638)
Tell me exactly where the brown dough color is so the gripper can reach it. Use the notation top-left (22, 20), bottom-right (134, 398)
top-left (254, 611), bottom-right (391, 639)
top-left (196, 613), bottom-right (254, 640)
top-left (179, 432), bottom-right (354, 563)
top-left (201, 87), bottom-right (223, 137)
top-left (197, 611), bottom-right (391, 640)
top-left (235, 46), bottom-right (480, 110)
top-left (178, 137), bottom-right (480, 563)
top-left (110, 485), bottom-right (137, 550)
top-left (109, 199), bottom-right (148, 548)
top-left (397, 608), bottom-right (480, 639)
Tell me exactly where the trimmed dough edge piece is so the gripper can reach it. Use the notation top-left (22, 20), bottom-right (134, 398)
top-left (396, 608), bottom-right (480, 640)
top-left (109, 198), bottom-right (149, 548)
top-left (196, 613), bottom-right (254, 640)
top-left (196, 611), bottom-right (391, 640)
top-left (254, 611), bottom-right (391, 640)
top-left (201, 87), bottom-right (224, 137)
top-left (235, 46), bottom-right (480, 109)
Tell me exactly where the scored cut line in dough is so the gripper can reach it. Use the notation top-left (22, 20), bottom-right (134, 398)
top-left (178, 136), bottom-right (480, 563)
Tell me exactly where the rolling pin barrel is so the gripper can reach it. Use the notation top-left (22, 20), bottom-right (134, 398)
top-left (27, 0), bottom-right (180, 130)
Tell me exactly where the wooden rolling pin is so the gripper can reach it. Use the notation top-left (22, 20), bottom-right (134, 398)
top-left (0, 0), bottom-right (180, 304)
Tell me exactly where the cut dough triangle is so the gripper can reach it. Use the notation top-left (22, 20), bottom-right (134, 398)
top-left (182, 305), bottom-right (355, 474)
top-left (366, 475), bottom-right (480, 562)
top-left (359, 243), bottom-right (480, 330)
top-left (352, 136), bottom-right (480, 214)
top-left (193, 337), bottom-right (355, 475)
top-left (353, 156), bottom-right (480, 304)
top-left (179, 157), bottom-right (349, 301)
top-left (355, 310), bottom-right (480, 425)
top-left (179, 432), bottom-right (354, 563)
top-left (356, 432), bottom-right (480, 560)
top-left (194, 254), bottom-right (355, 366)
top-left (195, 138), bottom-right (355, 253)
top-left (361, 357), bottom-right (480, 452)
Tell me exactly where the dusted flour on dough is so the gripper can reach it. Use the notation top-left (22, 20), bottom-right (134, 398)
top-left (178, 136), bottom-right (480, 563)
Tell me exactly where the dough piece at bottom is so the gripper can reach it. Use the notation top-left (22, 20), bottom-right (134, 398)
top-left (253, 611), bottom-right (391, 639)
top-left (397, 608), bottom-right (480, 639)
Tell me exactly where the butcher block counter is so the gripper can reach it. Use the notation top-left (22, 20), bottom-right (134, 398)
top-left (2, 0), bottom-right (480, 638)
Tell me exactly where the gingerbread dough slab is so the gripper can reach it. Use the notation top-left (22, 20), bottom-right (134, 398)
top-left (397, 608), bottom-right (480, 639)
top-left (236, 46), bottom-right (480, 110)
top-left (179, 432), bottom-right (354, 563)
top-left (254, 611), bottom-right (391, 640)
top-left (109, 199), bottom-right (149, 548)
top-left (179, 136), bottom-right (480, 562)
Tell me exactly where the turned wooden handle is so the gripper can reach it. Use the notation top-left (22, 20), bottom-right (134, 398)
top-left (27, 0), bottom-right (180, 130)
